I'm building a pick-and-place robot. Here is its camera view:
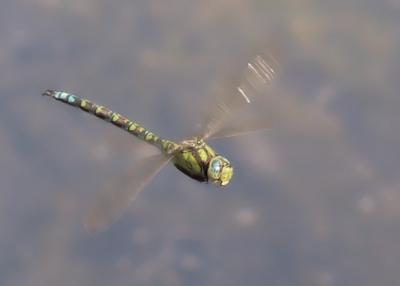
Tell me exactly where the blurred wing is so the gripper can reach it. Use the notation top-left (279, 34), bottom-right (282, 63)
top-left (83, 153), bottom-right (173, 234)
top-left (194, 53), bottom-right (280, 140)
top-left (205, 115), bottom-right (272, 140)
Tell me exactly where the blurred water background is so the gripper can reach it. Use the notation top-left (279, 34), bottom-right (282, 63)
top-left (1, 0), bottom-right (400, 285)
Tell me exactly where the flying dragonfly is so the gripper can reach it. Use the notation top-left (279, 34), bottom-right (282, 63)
top-left (43, 53), bottom-right (279, 234)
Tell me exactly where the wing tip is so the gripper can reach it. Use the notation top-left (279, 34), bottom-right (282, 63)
top-left (82, 212), bottom-right (113, 235)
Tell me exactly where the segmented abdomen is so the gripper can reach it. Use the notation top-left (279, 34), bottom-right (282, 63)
top-left (42, 90), bottom-right (178, 154)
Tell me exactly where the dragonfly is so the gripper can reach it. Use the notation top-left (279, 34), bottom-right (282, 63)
top-left (43, 53), bottom-right (279, 234)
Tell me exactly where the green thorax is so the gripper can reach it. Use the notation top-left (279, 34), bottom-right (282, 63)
top-left (171, 138), bottom-right (233, 186)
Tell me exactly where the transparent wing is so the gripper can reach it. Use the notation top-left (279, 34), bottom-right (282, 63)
top-left (205, 117), bottom-right (272, 140)
top-left (83, 153), bottom-right (173, 234)
top-left (194, 53), bottom-right (280, 140)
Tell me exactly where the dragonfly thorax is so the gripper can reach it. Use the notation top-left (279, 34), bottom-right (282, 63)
top-left (171, 138), bottom-right (233, 185)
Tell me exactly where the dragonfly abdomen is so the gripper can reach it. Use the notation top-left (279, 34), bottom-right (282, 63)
top-left (42, 90), bottom-right (177, 154)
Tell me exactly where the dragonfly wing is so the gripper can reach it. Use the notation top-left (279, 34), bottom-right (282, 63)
top-left (83, 153), bottom-right (173, 234)
top-left (194, 53), bottom-right (280, 140)
top-left (205, 115), bottom-right (272, 140)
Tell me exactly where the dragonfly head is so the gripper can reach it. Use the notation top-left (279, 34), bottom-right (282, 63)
top-left (207, 156), bottom-right (233, 186)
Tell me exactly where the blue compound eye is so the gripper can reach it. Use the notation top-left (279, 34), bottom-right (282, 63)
top-left (211, 159), bottom-right (222, 176)
top-left (207, 156), bottom-right (233, 187)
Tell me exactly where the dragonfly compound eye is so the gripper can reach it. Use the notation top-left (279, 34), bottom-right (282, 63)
top-left (208, 156), bottom-right (234, 186)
